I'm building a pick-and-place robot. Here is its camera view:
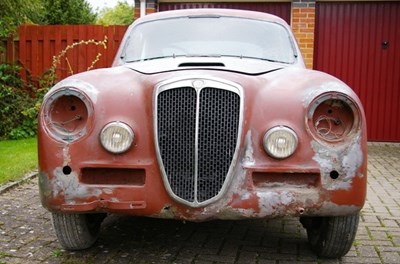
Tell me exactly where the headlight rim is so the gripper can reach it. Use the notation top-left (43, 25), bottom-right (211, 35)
top-left (306, 92), bottom-right (361, 143)
top-left (41, 87), bottom-right (94, 142)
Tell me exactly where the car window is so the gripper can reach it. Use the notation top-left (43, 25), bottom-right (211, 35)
top-left (124, 16), bottom-right (296, 64)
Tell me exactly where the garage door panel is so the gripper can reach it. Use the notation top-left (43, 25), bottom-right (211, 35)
top-left (314, 2), bottom-right (400, 141)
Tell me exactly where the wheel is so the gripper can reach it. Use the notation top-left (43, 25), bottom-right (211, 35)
top-left (52, 212), bottom-right (106, 250)
top-left (300, 213), bottom-right (359, 258)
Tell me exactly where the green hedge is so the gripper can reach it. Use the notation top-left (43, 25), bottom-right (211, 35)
top-left (0, 63), bottom-right (37, 139)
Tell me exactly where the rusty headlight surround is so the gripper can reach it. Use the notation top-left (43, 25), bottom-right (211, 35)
top-left (306, 92), bottom-right (361, 143)
top-left (42, 88), bottom-right (93, 142)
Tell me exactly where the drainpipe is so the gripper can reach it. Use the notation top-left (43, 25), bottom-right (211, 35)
top-left (140, 0), bottom-right (146, 17)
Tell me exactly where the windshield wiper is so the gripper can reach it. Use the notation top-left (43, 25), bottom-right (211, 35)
top-left (257, 57), bottom-right (289, 64)
top-left (126, 54), bottom-right (290, 64)
top-left (219, 55), bottom-right (290, 64)
top-left (126, 55), bottom-right (176, 63)
top-left (126, 54), bottom-right (223, 63)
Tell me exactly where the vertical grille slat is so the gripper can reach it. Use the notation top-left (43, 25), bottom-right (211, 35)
top-left (156, 83), bottom-right (241, 205)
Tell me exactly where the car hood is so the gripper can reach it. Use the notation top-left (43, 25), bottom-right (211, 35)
top-left (123, 57), bottom-right (298, 75)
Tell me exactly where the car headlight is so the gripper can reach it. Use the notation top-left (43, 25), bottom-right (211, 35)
top-left (263, 126), bottom-right (298, 159)
top-left (42, 88), bottom-right (93, 142)
top-left (307, 93), bottom-right (361, 142)
top-left (100, 122), bottom-right (134, 154)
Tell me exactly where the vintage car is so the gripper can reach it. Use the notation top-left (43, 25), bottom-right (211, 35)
top-left (38, 9), bottom-right (367, 258)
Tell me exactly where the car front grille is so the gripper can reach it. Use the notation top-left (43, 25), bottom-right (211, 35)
top-left (156, 84), bottom-right (241, 205)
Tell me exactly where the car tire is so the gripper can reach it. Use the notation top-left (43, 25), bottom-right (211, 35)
top-left (300, 213), bottom-right (359, 258)
top-left (52, 212), bottom-right (106, 250)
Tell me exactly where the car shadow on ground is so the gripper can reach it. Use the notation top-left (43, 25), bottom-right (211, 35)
top-left (54, 214), bottom-right (316, 263)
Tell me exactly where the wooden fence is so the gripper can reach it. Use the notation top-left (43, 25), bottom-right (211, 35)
top-left (0, 24), bottom-right (128, 84)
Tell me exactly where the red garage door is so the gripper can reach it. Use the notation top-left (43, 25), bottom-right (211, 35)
top-left (314, 2), bottom-right (400, 142)
top-left (159, 2), bottom-right (291, 24)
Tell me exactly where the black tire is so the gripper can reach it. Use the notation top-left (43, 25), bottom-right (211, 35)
top-left (300, 213), bottom-right (359, 258)
top-left (52, 212), bottom-right (106, 250)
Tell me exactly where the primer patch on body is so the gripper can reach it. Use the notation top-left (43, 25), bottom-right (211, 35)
top-left (316, 201), bottom-right (361, 215)
top-left (311, 133), bottom-right (363, 190)
top-left (51, 167), bottom-right (102, 201)
top-left (243, 130), bottom-right (255, 165)
top-left (50, 79), bottom-right (99, 103)
top-left (257, 191), bottom-right (294, 216)
top-left (302, 81), bottom-right (351, 107)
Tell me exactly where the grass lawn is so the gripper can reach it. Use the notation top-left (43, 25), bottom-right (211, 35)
top-left (0, 137), bottom-right (38, 185)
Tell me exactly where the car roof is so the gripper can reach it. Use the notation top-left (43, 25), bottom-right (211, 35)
top-left (132, 8), bottom-right (288, 26)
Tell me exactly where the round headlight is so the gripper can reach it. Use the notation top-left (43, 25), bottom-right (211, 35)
top-left (263, 126), bottom-right (298, 159)
top-left (100, 122), bottom-right (134, 154)
top-left (42, 88), bottom-right (92, 142)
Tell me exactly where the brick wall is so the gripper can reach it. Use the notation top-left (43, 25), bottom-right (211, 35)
top-left (134, 0), bottom-right (157, 18)
top-left (292, 0), bottom-right (315, 69)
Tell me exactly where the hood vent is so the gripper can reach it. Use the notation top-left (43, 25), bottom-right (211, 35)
top-left (178, 62), bottom-right (225, 67)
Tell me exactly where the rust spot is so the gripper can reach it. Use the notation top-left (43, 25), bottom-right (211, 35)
top-left (311, 133), bottom-right (363, 190)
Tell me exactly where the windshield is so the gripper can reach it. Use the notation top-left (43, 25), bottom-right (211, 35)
top-left (123, 16), bottom-right (296, 64)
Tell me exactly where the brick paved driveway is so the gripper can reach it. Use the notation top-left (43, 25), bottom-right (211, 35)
top-left (1, 143), bottom-right (399, 264)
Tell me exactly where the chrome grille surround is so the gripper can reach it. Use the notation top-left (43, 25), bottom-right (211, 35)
top-left (154, 77), bottom-right (243, 207)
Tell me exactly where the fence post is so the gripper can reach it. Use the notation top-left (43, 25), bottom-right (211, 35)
top-left (18, 25), bottom-right (27, 81)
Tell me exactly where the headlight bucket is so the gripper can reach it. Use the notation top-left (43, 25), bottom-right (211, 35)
top-left (100, 122), bottom-right (134, 154)
top-left (42, 88), bottom-right (93, 142)
top-left (307, 92), bottom-right (361, 143)
top-left (263, 126), bottom-right (298, 159)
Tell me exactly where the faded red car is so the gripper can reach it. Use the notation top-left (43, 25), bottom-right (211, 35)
top-left (38, 9), bottom-right (367, 258)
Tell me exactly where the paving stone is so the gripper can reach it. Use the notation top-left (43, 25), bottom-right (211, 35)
top-left (341, 256), bottom-right (381, 263)
top-left (380, 251), bottom-right (400, 264)
top-left (237, 250), bottom-right (257, 262)
top-left (358, 245), bottom-right (380, 258)
top-left (219, 243), bottom-right (240, 256)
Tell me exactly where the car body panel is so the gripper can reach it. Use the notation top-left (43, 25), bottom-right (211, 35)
top-left (38, 9), bottom-right (367, 222)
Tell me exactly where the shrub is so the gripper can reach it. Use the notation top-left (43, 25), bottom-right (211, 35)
top-left (0, 63), bottom-right (37, 139)
top-left (0, 36), bottom-right (108, 140)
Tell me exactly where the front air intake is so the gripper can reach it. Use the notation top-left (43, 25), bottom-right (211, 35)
top-left (155, 78), bottom-right (241, 206)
